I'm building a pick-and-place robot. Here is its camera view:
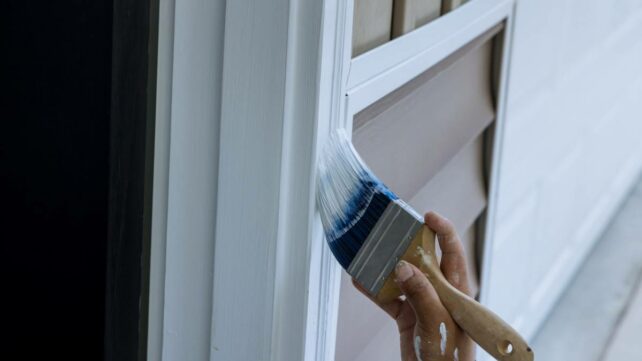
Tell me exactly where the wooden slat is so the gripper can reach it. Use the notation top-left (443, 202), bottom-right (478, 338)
top-left (352, 0), bottom-right (394, 56)
top-left (392, 0), bottom-right (442, 37)
top-left (443, 0), bottom-right (465, 14)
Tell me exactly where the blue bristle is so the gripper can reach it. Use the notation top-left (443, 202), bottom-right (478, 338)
top-left (316, 130), bottom-right (399, 270)
top-left (328, 190), bottom-right (396, 269)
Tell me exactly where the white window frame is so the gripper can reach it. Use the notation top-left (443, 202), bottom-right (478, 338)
top-left (148, 0), bottom-right (516, 360)
top-left (323, 2), bottom-right (517, 361)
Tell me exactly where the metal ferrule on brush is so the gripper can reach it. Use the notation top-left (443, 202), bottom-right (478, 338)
top-left (347, 199), bottom-right (423, 296)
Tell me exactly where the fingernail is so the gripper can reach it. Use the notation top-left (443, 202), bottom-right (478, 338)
top-left (395, 261), bottom-right (413, 282)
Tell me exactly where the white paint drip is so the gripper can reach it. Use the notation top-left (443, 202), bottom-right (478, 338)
top-left (414, 335), bottom-right (423, 361)
top-left (439, 322), bottom-right (447, 356)
top-left (454, 347), bottom-right (459, 361)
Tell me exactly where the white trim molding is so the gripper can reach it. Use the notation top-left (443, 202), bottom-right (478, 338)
top-left (347, 0), bottom-right (513, 115)
top-left (149, 0), bottom-right (226, 359)
top-left (150, 0), bottom-right (518, 360)
top-left (211, 0), bottom-right (341, 360)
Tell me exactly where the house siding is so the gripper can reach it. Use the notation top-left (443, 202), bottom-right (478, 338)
top-left (486, 0), bottom-right (642, 340)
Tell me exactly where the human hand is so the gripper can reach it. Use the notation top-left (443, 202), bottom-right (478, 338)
top-left (353, 211), bottom-right (475, 361)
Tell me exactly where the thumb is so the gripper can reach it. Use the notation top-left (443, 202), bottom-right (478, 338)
top-left (394, 261), bottom-right (442, 322)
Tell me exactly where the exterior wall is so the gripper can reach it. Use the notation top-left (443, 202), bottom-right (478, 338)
top-left (486, 0), bottom-right (642, 340)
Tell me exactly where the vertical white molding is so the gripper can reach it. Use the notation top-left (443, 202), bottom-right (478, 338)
top-left (147, 0), bottom-right (175, 358)
top-left (478, 3), bottom-right (515, 307)
top-left (477, 5), bottom-right (517, 361)
top-left (153, 0), bottom-right (345, 359)
top-left (211, 0), bottom-right (292, 359)
top-left (270, 0), bottom-right (326, 359)
top-left (159, 0), bottom-right (226, 359)
top-left (305, 1), bottom-right (354, 360)
top-left (212, 0), bottom-right (355, 358)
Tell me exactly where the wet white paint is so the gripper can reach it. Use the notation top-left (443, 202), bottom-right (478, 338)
top-left (414, 335), bottom-right (423, 361)
top-left (416, 246), bottom-right (432, 267)
top-left (454, 347), bottom-right (459, 361)
top-left (439, 322), bottom-right (447, 356)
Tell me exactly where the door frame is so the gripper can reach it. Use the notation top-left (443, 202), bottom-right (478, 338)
top-left (148, 0), bottom-right (517, 360)
top-left (106, 0), bottom-right (159, 359)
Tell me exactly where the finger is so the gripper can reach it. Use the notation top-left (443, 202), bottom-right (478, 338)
top-left (416, 318), bottom-right (461, 361)
top-left (396, 261), bottom-right (464, 359)
top-left (352, 278), bottom-right (403, 320)
top-left (424, 211), bottom-right (464, 257)
top-left (394, 261), bottom-right (442, 324)
top-left (455, 331), bottom-right (477, 361)
top-left (352, 278), bottom-right (417, 333)
top-left (425, 212), bottom-right (471, 294)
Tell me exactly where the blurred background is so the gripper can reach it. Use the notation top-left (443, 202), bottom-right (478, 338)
top-left (492, 1), bottom-right (642, 360)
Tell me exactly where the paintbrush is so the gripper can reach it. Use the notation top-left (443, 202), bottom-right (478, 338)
top-left (316, 130), bottom-right (533, 361)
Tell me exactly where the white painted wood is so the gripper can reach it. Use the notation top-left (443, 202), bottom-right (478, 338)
top-left (306, 1), bottom-right (355, 361)
top-left (150, 0), bottom-right (351, 359)
top-left (147, 0), bottom-right (226, 360)
top-left (164, 0), bottom-right (226, 357)
top-left (347, 0), bottom-right (513, 114)
top-left (210, 0), bottom-right (350, 360)
top-left (211, 0), bottom-right (290, 357)
top-left (147, 0), bottom-right (175, 359)
top-left (270, 0), bottom-right (346, 360)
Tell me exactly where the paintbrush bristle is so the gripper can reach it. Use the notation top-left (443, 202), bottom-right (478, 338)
top-left (316, 130), bottom-right (398, 269)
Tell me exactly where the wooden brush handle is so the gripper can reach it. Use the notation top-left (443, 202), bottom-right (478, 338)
top-left (376, 226), bottom-right (534, 361)
top-left (418, 225), bottom-right (533, 361)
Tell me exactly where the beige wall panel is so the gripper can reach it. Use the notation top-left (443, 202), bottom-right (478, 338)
top-left (353, 39), bottom-right (494, 201)
top-left (409, 135), bottom-right (487, 296)
top-left (408, 134), bottom-right (487, 231)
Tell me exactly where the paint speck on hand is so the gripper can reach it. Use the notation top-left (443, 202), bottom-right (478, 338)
top-left (414, 335), bottom-right (423, 361)
top-left (454, 347), bottom-right (459, 361)
top-left (416, 246), bottom-right (432, 266)
top-left (439, 322), bottom-right (447, 355)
